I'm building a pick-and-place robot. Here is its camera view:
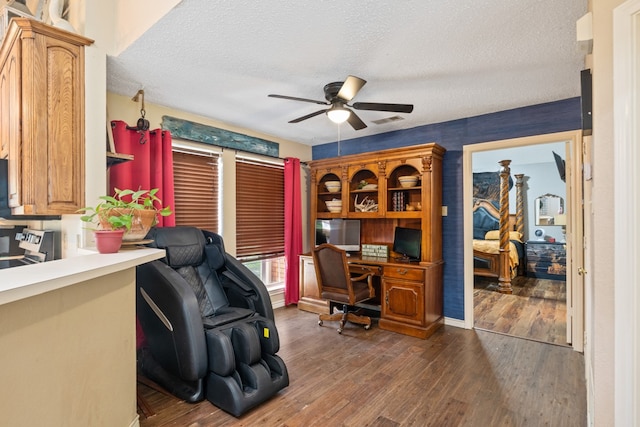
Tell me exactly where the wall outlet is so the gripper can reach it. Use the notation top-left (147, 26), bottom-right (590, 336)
top-left (442, 206), bottom-right (448, 216)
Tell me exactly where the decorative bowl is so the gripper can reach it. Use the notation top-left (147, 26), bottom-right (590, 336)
top-left (362, 184), bottom-right (378, 190)
top-left (325, 199), bottom-right (342, 212)
top-left (398, 176), bottom-right (418, 188)
top-left (325, 181), bottom-right (341, 192)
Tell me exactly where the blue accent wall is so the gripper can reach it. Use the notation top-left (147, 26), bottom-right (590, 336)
top-left (312, 98), bottom-right (581, 320)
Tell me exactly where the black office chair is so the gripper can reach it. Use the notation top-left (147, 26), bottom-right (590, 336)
top-left (136, 226), bottom-right (288, 417)
top-left (312, 243), bottom-right (376, 333)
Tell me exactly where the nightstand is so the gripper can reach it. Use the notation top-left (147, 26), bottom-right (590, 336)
top-left (526, 241), bottom-right (567, 280)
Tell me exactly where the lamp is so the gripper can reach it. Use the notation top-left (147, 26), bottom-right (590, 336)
top-left (326, 105), bottom-right (351, 124)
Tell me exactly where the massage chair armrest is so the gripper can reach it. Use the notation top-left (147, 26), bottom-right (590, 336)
top-left (223, 255), bottom-right (275, 321)
top-left (136, 261), bottom-right (208, 381)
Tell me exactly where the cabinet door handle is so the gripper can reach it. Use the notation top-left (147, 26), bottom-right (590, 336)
top-left (397, 268), bottom-right (408, 275)
top-left (385, 291), bottom-right (389, 306)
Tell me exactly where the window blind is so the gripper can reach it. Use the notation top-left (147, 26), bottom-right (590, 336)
top-left (172, 150), bottom-right (219, 232)
top-left (236, 158), bottom-right (284, 259)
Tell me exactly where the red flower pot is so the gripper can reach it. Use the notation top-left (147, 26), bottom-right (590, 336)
top-left (94, 229), bottom-right (125, 254)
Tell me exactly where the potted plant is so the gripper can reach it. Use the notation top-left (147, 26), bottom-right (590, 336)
top-left (79, 188), bottom-right (172, 253)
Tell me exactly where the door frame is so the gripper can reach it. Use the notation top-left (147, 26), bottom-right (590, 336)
top-left (613, 1), bottom-right (640, 423)
top-left (462, 130), bottom-right (584, 351)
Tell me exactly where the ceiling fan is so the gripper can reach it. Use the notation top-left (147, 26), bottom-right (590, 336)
top-left (268, 75), bottom-right (414, 130)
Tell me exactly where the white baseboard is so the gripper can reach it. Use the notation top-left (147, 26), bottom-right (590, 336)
top-left (444, 317), bottom-right (467, 329)
top-left (270, 289), bottom-right (285, 309)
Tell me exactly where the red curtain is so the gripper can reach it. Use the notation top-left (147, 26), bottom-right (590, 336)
top-left (284, 157), bottom-right (302, 305)
top-left (109, 120), bottom-right (176, 349)
top-left (108, 120), bottom-right (176, 227)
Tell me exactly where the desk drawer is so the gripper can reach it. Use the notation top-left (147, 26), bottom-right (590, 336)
top-left (384, 266), bottom-right (424, 281)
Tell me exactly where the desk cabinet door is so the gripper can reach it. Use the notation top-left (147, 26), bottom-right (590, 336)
top-left (382, 278), bottom-right (424, 326)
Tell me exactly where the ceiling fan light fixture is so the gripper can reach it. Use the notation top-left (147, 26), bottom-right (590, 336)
top-left (326, 106), bottom-right (351, 124)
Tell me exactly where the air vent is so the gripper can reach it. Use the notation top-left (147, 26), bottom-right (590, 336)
top-left (371, 116), bottom-right (405, 125)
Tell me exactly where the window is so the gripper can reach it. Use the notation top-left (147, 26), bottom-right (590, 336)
top-left (236, 156), bottom-right (285, 292)
top-left (235, 157), bottom-right (284, 259)
top-left (172, 150), bottom-right (220, 232)
top-left (243, 256), bottom-right (286, 292)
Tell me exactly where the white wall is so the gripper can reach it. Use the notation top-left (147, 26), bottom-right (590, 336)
top-left (519, 162), bottom-right (566, 242)
top-left (591, 0), bottom-right (625, 424)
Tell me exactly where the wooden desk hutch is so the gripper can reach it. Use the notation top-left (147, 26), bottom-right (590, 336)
top-left (299, 143), bottom-right (445, 339)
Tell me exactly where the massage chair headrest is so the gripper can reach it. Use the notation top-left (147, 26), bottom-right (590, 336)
top-left (146, 226), bottom-right (206, 268)
top-left (146, 226), bottom-right (227, 270)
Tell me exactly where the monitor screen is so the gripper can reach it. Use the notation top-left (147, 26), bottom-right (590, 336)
top-left (315, 219), bottom-right (361, 252)
top-left (392, 227), bottom-right (422, 261)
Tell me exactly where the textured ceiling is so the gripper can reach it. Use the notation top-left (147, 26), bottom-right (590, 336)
top-left (107, 0), bottom-right (587, 146)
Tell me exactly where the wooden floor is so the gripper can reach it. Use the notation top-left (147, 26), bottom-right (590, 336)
top-left (138, 306), bottom-right (586, 426)
top-left (474, 276), bottom-right (567, 345)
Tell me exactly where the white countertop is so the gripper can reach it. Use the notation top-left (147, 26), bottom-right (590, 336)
top-left (0, 248), bottom-right (165, 306)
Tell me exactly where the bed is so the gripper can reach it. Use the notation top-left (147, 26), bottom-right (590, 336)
top-left (472, 160), bottom-right (525, 294)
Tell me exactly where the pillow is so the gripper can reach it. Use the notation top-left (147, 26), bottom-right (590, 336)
top-left (484, 230), bottom-right (523, 242)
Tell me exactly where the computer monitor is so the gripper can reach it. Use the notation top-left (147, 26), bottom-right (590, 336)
top-left (392, 227), bottom-right (422, 261)
top-left (315, 219), bottom-right (361, 252)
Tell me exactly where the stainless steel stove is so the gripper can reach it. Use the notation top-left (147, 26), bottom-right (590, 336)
top-left (0, 228), bottom-right (55, 269)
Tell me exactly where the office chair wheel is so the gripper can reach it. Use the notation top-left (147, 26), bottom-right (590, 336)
top-left (318, 320), bottom-right (323, 326)
top-left (337, 328), bottom-right (343, 334)
top-left (364, 324), bottom-right (371, 330)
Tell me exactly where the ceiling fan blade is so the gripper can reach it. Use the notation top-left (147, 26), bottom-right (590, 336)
top-left (337, 75), bottom-right (367, 102)
top-left (352, 102), bottom-right (414, 113)
top-left (288, 109), bottom-right (327, 123)
top-left (268, 94), bottom-right (329, 106)
top-left (346, 110), bottom-right (367, 130)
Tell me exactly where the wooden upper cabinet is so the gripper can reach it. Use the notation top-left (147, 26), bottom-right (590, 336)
top-left (347, 161), bottom-right (383, 217)
top-left (0, 18), bottom-right (93, 215)
top-left (313, 166), bottom-right (346, 218)
top-left (308, 143), bottom-right (445, 263)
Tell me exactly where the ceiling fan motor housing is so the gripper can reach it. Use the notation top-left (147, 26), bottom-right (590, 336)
top-left (324, 82), bottom-right (345, 102)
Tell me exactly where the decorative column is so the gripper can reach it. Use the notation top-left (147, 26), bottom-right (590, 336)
top-left (498, 160), bottom-right (512, 294)
top-left (515, 174), bottom-right (525, 237)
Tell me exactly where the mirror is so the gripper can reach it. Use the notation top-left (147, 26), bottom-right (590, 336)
top-left (535, 194), bottom-right (564, 226)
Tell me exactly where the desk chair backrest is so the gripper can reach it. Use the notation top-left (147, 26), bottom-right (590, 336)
top-left (312, 243), bottom-right (357, 305)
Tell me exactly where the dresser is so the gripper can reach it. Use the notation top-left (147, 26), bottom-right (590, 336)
top-left (525, 241), bottom-right (566, 280)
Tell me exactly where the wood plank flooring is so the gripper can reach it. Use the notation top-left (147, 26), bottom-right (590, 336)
top-left (474, 276), bottom-right (567, 345)
top-left (137, 306), bottom-right (586, 426)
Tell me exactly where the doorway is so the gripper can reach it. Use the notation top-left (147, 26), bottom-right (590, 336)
top-left (462, 130), bottom-right (584, 351)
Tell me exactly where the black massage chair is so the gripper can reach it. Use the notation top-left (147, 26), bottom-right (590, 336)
top-left (136, 226), bottom-right (289, 416)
